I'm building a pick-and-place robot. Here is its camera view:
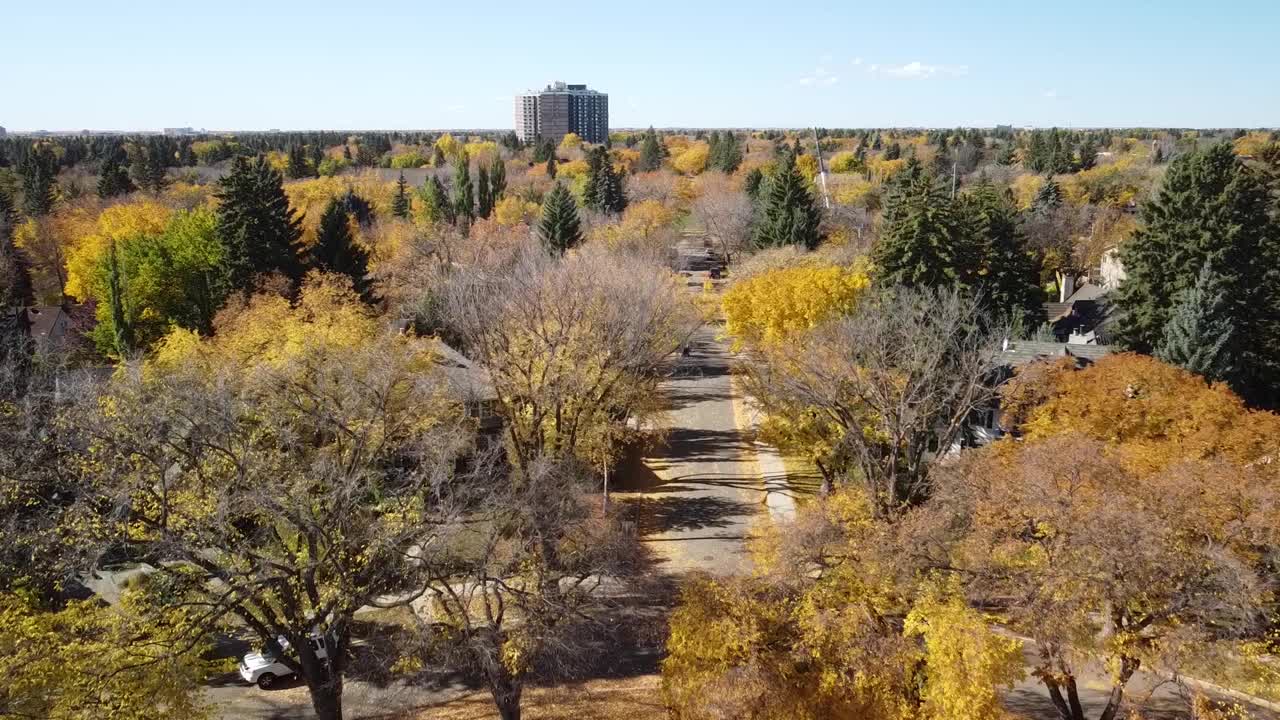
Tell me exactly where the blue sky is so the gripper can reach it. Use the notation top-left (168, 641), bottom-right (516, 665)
top-left (2, 0), bottom-right (1277, 131)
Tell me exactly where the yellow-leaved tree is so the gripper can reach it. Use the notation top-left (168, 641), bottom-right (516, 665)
top-left (662, 489), bottom-right (1024, 720)
top-left (63, 200), bottom-right (172, 302)
top-left (84, 271), bottom-right (474, 720)
top-left (722, 261), bottom-right (870, 349)
top-left (672, 143), bottom-right (710, 176)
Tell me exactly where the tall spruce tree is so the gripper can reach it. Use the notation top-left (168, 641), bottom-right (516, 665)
top-left (1032, 176), bottom-right (1063, 210)
top-left (638, 127), bottom-right (662, 172)
top-left (1076, 138), bottom-right (1098, 171)
top-left (214, 155), bottom-right (305, 292)
top-left (1155, 261), bottom-right (1234, 383)
top-left (582, 147), bottom-right (605, 210)
top-left (312, 199), bottom-right (376, 303)
top-left (391, 173), bottom-right (411, 219)
top-left (963, 182), bottom-right (1045, 328)
top-left (419, 176), bottom-right (454, 225)
top-left (752, 152), bottom-right (821, 250)
top-left (0, 188), bottom-right (34, 312)
top-left (453, 157), bottom-right (475, 224)
top-left (97, 144), bottom-right (135, 199)
top-left (743, 167), bottom-right (764, 202)
top-left (0, 187), bottom-right (34, 358)
top-left (476, 166), bottom-right (493, 219)
top-left (1114, 141), bottom-right (1280, 405)
top-left (873, 170), bottom-right (974, 289)
top-left (545, 153), bottom-right (557, 180)
top-left (106, 241), bottom-right (133, 357)
top-left (136, 140), bottom-right (169, 195)
top-left (489, 155), bottom-right (507, 201)
top-left (537, 183), bottom-right (583, 255)
top-left (286, 145), bottom-right (312, 179)
top-left (19, 145), bottom-right (57, 217)
top-left (339, 190), bottom-right (375, 227)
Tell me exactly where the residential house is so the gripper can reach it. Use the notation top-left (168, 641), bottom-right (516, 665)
top-left (965, 340), bottom-right (1115, 448)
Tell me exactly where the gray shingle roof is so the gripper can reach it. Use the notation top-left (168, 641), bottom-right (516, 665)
top-left (996, 340), bottom-right (1114, 367)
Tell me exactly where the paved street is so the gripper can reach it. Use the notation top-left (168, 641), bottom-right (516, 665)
top-left (614, 322), bottom-right (765, 575)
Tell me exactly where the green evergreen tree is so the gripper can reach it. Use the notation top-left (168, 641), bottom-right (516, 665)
top-left (963, 182), bottom-right (1045, 328)
top-left (286, 144), bottom-right (312, 179)
top-left (995, 143), bottom-right (1017, 166)
top-left (106, 241), bottom-right (132, 357)
top-left (597, 157), bottom-right (627, 214)
top-left (743, 167), bottom-right (764, 202)
top-left (1155, 261), bottom-right (1234, 383)
top-left (873, 170), bottom-right (973, 289)
top-left (582, 148), bottom-right (604, 211)
top-left (638, 127), bottom-right (662, 172)
top-left (884, 142), bottom-right (902, 160)
top-left (97, 144), bottom-right (135, 199)
top-left (752, 153), bottom-right (822, 250)
top-left (489, 155), bottom-right (507, 201)
top-left (532, 139), bottom-right (554, 164)
top-left (391, 172), bottom-right (411, 219)
top-left (1027, 132), bottom-right (1047, 172)
top-left (418, 176), bottom-right (454, 225)
top-left (453, 157), bottom-right (475, 223)
top-left (1032, 176), bottom-right (1063, 210)
top-left (1114, 141), bottom-right (1280, 405)
top-left (545, 153), bottom-right (557, 180)
top-left (19, 145), bottom-right (57, 217)
top-left (476, 165), bottom-right (493, 219)
top-left (537, 183), bottom-right (583, 255)
top-left (0, 188), bottom-right (34, 312)
top-left (1076, 138), bottom-right (1098, 171)
top-left (339, 190), bottom-right (375, 227)
top-left (312, 199), bottom-right (376, 303)
top-left (214, 155), bottom-right (305, 292)
top-left (342, 144), bottom-right (353, 162)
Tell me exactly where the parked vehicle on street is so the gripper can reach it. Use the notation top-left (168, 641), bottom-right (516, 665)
top-left (239, 634), bottom-right (329, 689)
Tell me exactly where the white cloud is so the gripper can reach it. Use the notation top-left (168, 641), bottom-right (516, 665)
top-left (801, 55), bottom-right (967, 86)
top-left (877, 61), bottom-right (969, 79)
top-left (1042, 89), bottom-right (1059, 99)
top-left (799, 64), bottom-right (840, 87)
top-left (445, 104), bottom-right (465, 112)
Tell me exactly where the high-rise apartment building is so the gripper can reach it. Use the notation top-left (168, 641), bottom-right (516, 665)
top-left (514, 82), bottom-right (609, 145)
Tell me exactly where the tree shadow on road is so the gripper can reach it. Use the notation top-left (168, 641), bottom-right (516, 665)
top-left (622, 494), bottom-right (756, 535)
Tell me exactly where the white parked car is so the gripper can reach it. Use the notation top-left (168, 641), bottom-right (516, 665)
top-left (239, 634), bottom-right (328, 689)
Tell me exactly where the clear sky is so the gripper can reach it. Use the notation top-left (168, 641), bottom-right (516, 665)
top-left (2, 0), bottom-right (1277, 131)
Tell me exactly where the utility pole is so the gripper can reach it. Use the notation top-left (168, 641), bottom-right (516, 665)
top-left (812, 127), bottom-right (831, 209)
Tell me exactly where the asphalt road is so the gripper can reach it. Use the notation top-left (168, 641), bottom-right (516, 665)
top-left (614, 321), bottom-right (764, 576)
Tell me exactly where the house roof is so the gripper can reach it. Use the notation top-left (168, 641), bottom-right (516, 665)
top-left (25, 306), bottom-right (68, 343)
top-left (1064, 282), bottom-right (1108, 303)
top-left (996, 340), bottom-right (1114, 368)
top-left (430, 338), bottom-right (497, 402)
top-left (1043, 302), bottom-right (1073, 322)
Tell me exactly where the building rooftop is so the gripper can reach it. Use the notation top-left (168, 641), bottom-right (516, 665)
top-left (996, 340), bottom-right (1114, 367)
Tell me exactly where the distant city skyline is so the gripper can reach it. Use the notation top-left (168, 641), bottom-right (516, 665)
top-left (3, 0), bottom-right (1278, 131)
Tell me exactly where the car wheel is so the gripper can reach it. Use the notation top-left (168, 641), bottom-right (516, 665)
top-left (256, 673), bottom-right (276, 690)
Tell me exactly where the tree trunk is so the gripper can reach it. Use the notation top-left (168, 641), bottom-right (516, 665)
top-left (1097, 656), bottom-right (1140, 720)
top-left (1043, 675), bottom-right (1084, 720)
top-left (814, 458), bottom-right (833, 496)
top-left (487, 666), bottom-right (523, 720)
top-left (307, 680), bottom-right (344, 720)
